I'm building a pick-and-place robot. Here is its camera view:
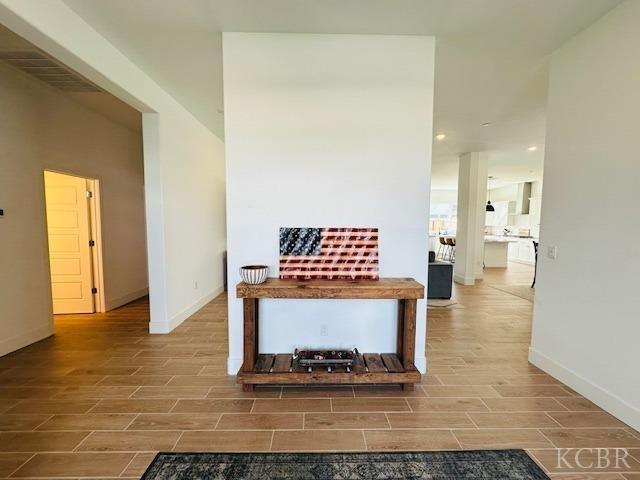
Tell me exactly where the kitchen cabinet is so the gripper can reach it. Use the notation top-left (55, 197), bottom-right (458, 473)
top-left (528, 196), bottom-right (542, 238)
top-left (508, 238), bottom-right (537, 265)
top-left (484, 238), bottom-right (515, 267)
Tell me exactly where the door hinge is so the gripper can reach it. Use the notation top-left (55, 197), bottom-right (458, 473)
top-left (89, 240), bottom-right (95, 247)
top-left (91, 287), bottom-right (97, 294)
top-left (86, 191), bottom-right (93, 198)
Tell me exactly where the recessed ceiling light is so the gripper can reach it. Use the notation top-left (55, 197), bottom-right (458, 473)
top-left (527, 146), bottom-right (537, 151)
top-left (435, 133), bottom-right (446, 140)
top-left (481, 122), bottom-right (491, 127)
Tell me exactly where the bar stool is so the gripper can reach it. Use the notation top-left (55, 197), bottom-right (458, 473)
top-left (438, 237), bottom-right (447, 259)
top-left (446, 237), bottom-right (456, 262)
top-left (532, 241), bottom-right (539, 288)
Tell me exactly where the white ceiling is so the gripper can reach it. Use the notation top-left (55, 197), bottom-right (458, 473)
top-left (60, 0), bottom-right (620, 184)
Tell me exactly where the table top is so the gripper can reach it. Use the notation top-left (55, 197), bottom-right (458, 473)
top-left (237, 277), bottom-right (424, 299)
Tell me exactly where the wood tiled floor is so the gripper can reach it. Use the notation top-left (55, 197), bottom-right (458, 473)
top-left (1, 263), bottom-right (638, 478)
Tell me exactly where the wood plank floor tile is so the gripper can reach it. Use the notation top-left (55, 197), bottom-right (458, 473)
top-left (331, 398), bottom-right (410, 412)
top-left (0, 453), bottom-right (33, 477)
top-left (131, 386), bottom-right (211, 399)
top-left (407, 397), bottom-right (489, 412)
top-left (0, 414), bottom-right (50, 431)
top-left (556, 397), bottom-right (607, 412)
top-left (0, 431), bottom-right (90, 452)
top-left (36, 414), bottom-right (135, 431)
top-left (216, 413), bottom-right (303, 430)
top-left (0, 388), bottom-right (61, 399)
top-left (51, 386), bottom-right (139, 399)
top-left (120, 452), bottom-right (157, 477)
top-left (501, 374), bottom-right (562, 385)
top-left (206, 386), bottom-right (282, 398)
top-left (468, 412), bottom-right (560, 428)
top-left (304, 413), bottom-right (390, 429)
top-left (482, 397), bottom-right (568, 412)
top-left (547, 473), bottom-right (627, 479)
top-left (386, 412), bottom-right (475, 429)
top-left (167, 376), bottom-right (231, 387)
top-left (529, 448), bottom-right (640, 475)
top-left (493, 385), bottom-right (575, 398)
top-left (90, 399), bottom-right (177, 414)
top-left (281, 387), bottom-right (354, 398)
top-left (134, 365), bottom-right (204, 376)
top-left (66, 367), bottom-right (138, 376)
top-left (175, 431), bottom-right (272, 452)
top-left (252, 399), bottom-right (331, 413)
top-left (352, 385), bottom-right (426, 397)
top-left (172, 399), bottom-right (254, 413)
top-left (0, 399), bottom-right (19, 414)
top-left (435, 375), bottom-right (508, 386)
top-left (453, 428), bottom-right (553, 449)
top-left (25, 375), bottom-right (105, 387)
top-left (423, 385), bottom-right (500, 397)
top-left (364, 429), bottom-right (460, 450)
top-left (127, 413), bottom-right (220, 430)
top-left (11, 452), bottom-right (135, 477)
top-left (97, 375), bottom-right (171, 386)
top-left (5, 400), bottom-right (98, 415)
top-left (271, 430), bottom-right (366, 451)
top-left (548, 412), bottom-right (630, 428)
top-left (77, 431), bottom-right (181, 452)
top-left (540, 429), bottom-right (640, 448)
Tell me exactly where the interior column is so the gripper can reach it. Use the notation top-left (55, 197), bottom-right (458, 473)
top-left (454, 152), bottom-right (488, 285)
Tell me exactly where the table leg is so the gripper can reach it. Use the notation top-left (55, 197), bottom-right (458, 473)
top-left (243, 298), bottom-right (258, 391)
top-left (396, 299), bottom-right (405, 359)
top-left (401, 299), bottom-right (417, 391)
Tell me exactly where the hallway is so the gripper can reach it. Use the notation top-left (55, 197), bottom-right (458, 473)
top-left (0, 270), bottom-right (638, 478)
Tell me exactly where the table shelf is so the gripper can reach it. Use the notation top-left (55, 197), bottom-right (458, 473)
top-left (238, 353), bottom-right (421, 385)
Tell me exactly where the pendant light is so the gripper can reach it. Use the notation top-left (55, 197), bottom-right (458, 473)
top-left (486, 176), bottom-right (495, 212)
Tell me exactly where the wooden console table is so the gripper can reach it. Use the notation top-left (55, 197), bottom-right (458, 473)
top-left (236, 277), bottom-right (424, 391)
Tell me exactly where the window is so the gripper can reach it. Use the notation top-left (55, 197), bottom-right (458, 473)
top-left (429, 202), bottom-right (457, 235)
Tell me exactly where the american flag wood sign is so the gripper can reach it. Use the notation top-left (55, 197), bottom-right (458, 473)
top-left (279, 227), bottom-right (379, 280)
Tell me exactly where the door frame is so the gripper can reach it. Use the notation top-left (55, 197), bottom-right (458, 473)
top-left (44, 169), bottom-right (106, 313)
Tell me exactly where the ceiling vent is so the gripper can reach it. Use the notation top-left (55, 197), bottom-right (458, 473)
top-left (0, 50), bottom-right (101, 92)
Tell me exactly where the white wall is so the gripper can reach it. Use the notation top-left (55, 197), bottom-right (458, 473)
top-left (530, 0), bottom-right (640, 430)
top-left (431, 189), bottom-right (458, 205)
top-left (0, 62), bottom-right (147, 355)
top-left (224, 33), bottom-right (434, 374)
top-left (0, 0), bottom-right (226, 336)
top-left (488, 184), bottom-right (519, 203)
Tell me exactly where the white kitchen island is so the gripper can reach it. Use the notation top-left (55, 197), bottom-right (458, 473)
top-left (484, 237), bottom-right (517, 267)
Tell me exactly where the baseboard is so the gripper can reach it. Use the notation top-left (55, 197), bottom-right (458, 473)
top-left (529, 347), bottom-right (640, 431)
top-left (0, 323), bottom-right (54, 358)
top-left (227, 356), bottom-right (243, 375)
top-left (149, 286), bottom-right (224, 334)
top-left (415, 355), bottom-right (427, 374)
top-left (453, 273), bottom-right (475, 285)
top-left (105, 288), bottom-right (149, 311)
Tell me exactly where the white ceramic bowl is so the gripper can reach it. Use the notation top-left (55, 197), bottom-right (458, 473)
top-left (240, 265), bottom-right (269, 285)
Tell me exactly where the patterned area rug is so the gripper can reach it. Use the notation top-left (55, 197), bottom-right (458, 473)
top-left (141, 450), bottom-right (550, 479)
top-left (490, 284), bottom-right (535, 302)
top-left (427, 298), bottom-right (458, 308)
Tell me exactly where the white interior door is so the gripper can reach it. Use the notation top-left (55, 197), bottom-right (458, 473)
top-left (44, 171), bottom-right (95, 314)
